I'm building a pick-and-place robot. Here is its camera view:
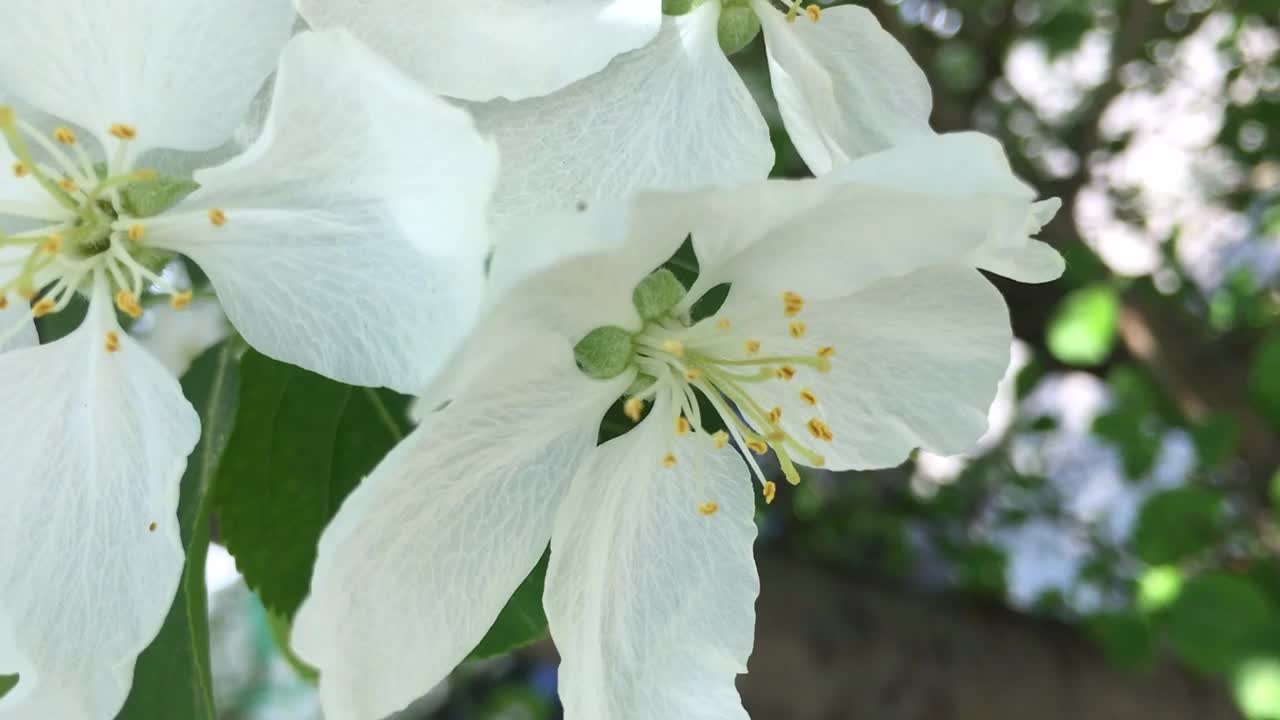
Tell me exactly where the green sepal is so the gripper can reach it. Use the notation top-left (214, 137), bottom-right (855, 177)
top-left (626, 373), bottom-right (658, 397)
top-left (633, 268), bottom-right (687, 321)
top-left (718, 1), bottom-right (761, 55)
top-left (120, 174), bottom-right (200, 218)
top-left (663, 0), bottom-right (708, 14)
top-left (574, 326), bottom-right (635, 379)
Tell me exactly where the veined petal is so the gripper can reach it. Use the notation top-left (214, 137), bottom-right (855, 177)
top-left (547, 394), bottom-right (758, 720)
top-left (146, 30), bottom-right (498, 394)
top-left (730, 266), bottom-right (1011, 470)
top-left (0, 279), bottom-right (199, 719)
top-left (0, 0), bottom-right (295, 153)
top-left (472, 1), bottom-right (773, 217)
top-left (297, 0), bottom-right (661, 102)
top-left (753, 0), bottom-right (933, 173)
top-left (292, 332), bottom-right (630, 720)
top-left (681, 133), bottom-right (1051, 311)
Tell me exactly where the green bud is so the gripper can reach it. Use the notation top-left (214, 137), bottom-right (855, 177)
top-left (574, 326), bottom-right (635, 379)
top-left (662, 0), bottom-right (708, 14)
top-left (632, 268), bottom-right (687, 321)
top-left (119, 174), bottom-right (200, 218)
top-left (717, 1), bottom-right (761, 56)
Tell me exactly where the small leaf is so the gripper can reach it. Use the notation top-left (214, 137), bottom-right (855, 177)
top-left (1165, 573), bottom-right (1272, 674)
top-left (119, 175), bottom-right (200, 218)
top-left (1047, 285), bottom-right (1119, 366)
top-left (469, 552), bottom-right (551, 660)
top-left (118, 339), bottom-right (243, 720)
top-left (1249, 332), bottom-right (1280, 431)
top-left (214, 351), bottom-right (412, 619)
top-left (1133, 487), bottom-right (1224, 565)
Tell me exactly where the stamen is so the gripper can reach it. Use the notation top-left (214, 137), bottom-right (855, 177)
top-left (42, 234), bottom-right (63, 254)
top-left (12, 162), bottom-right (28, 178)
top-left (783, 291), bottom-right (805, 317)
top-left (127, 224), bottom-right (145, 241)
top-left (799, 388), bottom-right (818, 405)
top-left (806, 418), bottom-right (834, 442)
top-left (624, 397), bottom-right (645, 423)
top-left (715, 318), bottom-right (731, 330)
top-left (58, 178), bottom-right (78, 193)
top-left (208, 208), bottom-right (227, 227)
top-left (762, 481), bottom-right (777, 504)
top-left (805, 4), bottom-right (822, 22)
top-left (170, 290), bottom-right (193, 310)
top-left (697, 501), bottom-right (719, 516)
top-left (768, 406), bottom-right (783, 424)
top-left (816, 346), bottom-right (835, 359)
top-left (662, 452), bottom-right (678, 468)
top-left (744, 340), bottom-right (761, 355)
top-left (711, 431), bottom-right (729, 449)
top-left (104, 331), bottom-right (120, 353)
top-left (789, 321), bottom-right (806, 338)
top-left (52, 127), bottom-right (76, 145)
top-left (774, 366), bottom-right (797, 381)
top-left (108, 124), bottom-right (137, 141)
top-left (746, 439), bottom-right (769, 455)
top-left (675, 416), bottom-right (691, 436)
top-left (115, 290), bottom-right (143, 319)
top-left (661, 339), bottom-right (684, 358)
top-left (31, 298), bottom-right (55, 318)
top-left (684, 368), bottom-right (702, 381)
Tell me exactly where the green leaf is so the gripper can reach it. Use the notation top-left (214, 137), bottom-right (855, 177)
top-left (214, 351), bottom-right (411, 619)
top-left (0, 674), bottom-right (15, 699)
top-left (1249, 332), bottom-right (1280, 431)
top-left (1165, 573), bottom-right (1273, 674)
top-left (1047, 285), bottom-right (1119, 366)
top-left (1133, 487), bottom-right (1225, 565)
top-left (1086, 612), bottom-right (1155, 671)
top-left (1137, 565), bottom-right (1184, 614)
top-left (118, 339), bottom-right (243, 720)
top-left (267, 610), bottom-right (320, 685)
top-left (469, 552), bottom-right (551, 660)
top-left (1235, 657), bottom-right (1280, 720)
top-left (119, 175), bottom-right (200, 218)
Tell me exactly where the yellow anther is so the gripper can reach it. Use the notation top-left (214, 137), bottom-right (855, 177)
top-left (685, 368), bottom-right (702, 382)
top-left (697, 501), bottom-right (719, 516)
top-left (42, 234), bottom-right (63, 254)
top-left (768, 406), bottom-right (782, 425)
top-left (775, 365), bottom-right (797, 381)
top-left (712, 431), bottom-right (729, 449)
top-left (127, 224), bottom-right (145, 241)
top-left (783, 291), bottom-right (805, 317)
top-left (105, 331), bottom-right (120, 353)
top-left (624, 397), bottom-right (645, 423)
top-left (170, 290), bottom-right (193, 310)
top-left (661, 339), bottom-right (684, 358)
top-left (52, 127), bottom-right (76, 145)
top-left (115, 290), bottom-right (143, 319)
top-left (31, 299), bottom-right (55, 318)
top-left (746, 439), bottom-right (769, 455)
top-left (0, 296), bottom-right (7, 310)
top-left (744, 339), bottom-right (761, 355)
top-left (762, 481), bottom-right (777, 504)
top-left (662, 452), bottom-right (678, 468)
top-left (789, 321), bottom-right (806, 339)
top-left (148, 522), bottom-right (157, 532)
top-left (799, 388), bottom-right (818, 406)
top-left (108, 124), bottom-right (137, 140)
top-left (675, 416), bottom-right (691, 436)
top-left (12, 162), bottom-right (28, 178)
top-left (18, 286), bottom-right (35, 300)
top-left (816, 346), bottom-right (835, 359)
top-left (811, 455), bottom-right (826, 468)
top-left (715, 318), bottom-right (731, 330)
top-left (805, 4), bottom-right (822, 21)
top-left (806, 418), bottom-right (833, 442)
top-left (58, 178), bottom-right (78, 193)
top-left (208, 208), bottom-right (227, 227)
top-left (767, 430), bottom-right (787, 443)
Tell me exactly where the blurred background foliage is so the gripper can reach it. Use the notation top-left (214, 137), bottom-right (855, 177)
top-left (90, 0), bottom-right (1280, 717)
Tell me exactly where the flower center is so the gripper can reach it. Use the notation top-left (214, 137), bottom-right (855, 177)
top-left (576, 269), bottom-right (838, 512)
top-left (0, 107), bottom-right (198, 349)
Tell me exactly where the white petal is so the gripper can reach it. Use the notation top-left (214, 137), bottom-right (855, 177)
top-left (0, 283), bottom-right (199, 719)
top-left (0, 297), bottom-right (36, 353)
top-left (547, 394), bottom-right (758, 720)
top-left (472, 1), bottom-right (773, 217)
top-left (731, 266), bottom-right (1011, 470)
top-left (146, 31), bottom-right (498, 394)
top-left (0, 0), bottom-right (295, 153)
top-left (753, 0), bottom-right (933, 173)
top-left (292, 333), bottom-right (629, 720)
top-left (297, 0), bottom-right (660, 102)
top-left (683, 133), bottom-right (1041, 311)
top-left (971, 197), bottom-right (1066, 283)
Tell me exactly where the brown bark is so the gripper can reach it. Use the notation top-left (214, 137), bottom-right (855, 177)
top-left (742, 555), bottom-right (1241, 720)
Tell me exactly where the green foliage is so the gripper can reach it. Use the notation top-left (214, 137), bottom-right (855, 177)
top-left (214, 350), bottom-right (412, 619)
top-left (119, 339), bottom-right (242, 720)
top-left (1047, 285), bottom-right (1119, 366)
top-left (469, 553), bottom-right (552, 660)
top-left (1086, 612), bottom-right (1155, 671)
top-left (1164, 573), bottom-right (1273, 674)
top-left (1132, 487), bottom-right (1224, 565)
top-left (1137, 566), bottom-right (1185, 614)
top-left (1092, 367), bottom-right (1165, 478)
top-left (1249, 332), bottom-right (1280, 430)
top-left (119, 175), bottom-right (200, 218)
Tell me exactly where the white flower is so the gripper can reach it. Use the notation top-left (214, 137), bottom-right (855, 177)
top-left (297, 0), bottom-right (935, 216)
top-left (0, 2), bottom-right (496, 716)
top-left (291, 132), bottom-right (1063, 720)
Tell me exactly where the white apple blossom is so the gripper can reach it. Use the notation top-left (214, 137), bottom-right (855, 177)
top-left (291, 132), bottom-right (1063, 720)
top-left (0, 2), bottom-right (496, 716)
top-left (296, 0), bottom-right (935, 216)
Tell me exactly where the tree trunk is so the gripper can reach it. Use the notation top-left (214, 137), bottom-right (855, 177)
top-left (742, 555), bottom-right (1241, 720)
